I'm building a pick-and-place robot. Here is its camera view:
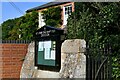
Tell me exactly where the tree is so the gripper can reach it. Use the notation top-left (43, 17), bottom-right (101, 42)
top-left (2, 11), bottom-right (38, 40)
top-left (2, 18), bottom-right (19, 40)
top-left (67, 2), bottom-right (120, 78)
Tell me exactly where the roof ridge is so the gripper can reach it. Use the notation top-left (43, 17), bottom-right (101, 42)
top-left (26, 1), bottom-right (71, 12)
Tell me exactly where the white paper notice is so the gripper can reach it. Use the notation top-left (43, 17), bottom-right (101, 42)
top-left (38, 42), bottom-right (43, 51)
top-left (44, 48), bottom-right (50, 59)
top-left (50, 50), bottom-right (55, 60)
top-left (44, 41), bottom-right (51, 48)
top-left (44, 41), bottom-right (51, 59)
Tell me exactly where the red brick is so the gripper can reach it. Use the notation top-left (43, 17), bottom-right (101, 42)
top-left (11, 57), bottom-right (21, 61)
top-left (2, 65), bottom-right (11, 68)
top-left (2, 73), bottom-right (11, 76)
top-left (2, 68), bottom-right (11, 72)
top-left (3, 62), bottom-right (12, 66)
top-left (2, 50), bottom-right (11, 54)
top-left (11, 66), bottom-right (21, 69)
top-left (2, 53), bottom-right (11, 56)
top-left (2, 57), bottom-right (12, 62)
top-left (1, 44), bottom-right (28, 78)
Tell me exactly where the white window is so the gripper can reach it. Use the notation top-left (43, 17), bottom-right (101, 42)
top-left (38, 12), bottom-right (45, 28)
top-left (63, 5), bottom-right (72, 25)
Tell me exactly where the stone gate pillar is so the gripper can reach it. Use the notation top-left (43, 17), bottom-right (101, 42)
top-left (20, 39), bottom-right (86, 79)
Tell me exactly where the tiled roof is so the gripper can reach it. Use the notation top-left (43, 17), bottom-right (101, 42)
top-left (26, 2), bottom-right (69, 12)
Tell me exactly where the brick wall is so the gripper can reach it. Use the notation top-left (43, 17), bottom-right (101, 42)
top-left (0, 43), bottom-right (28, 78)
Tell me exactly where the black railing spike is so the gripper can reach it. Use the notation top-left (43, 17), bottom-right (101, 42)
top-left (1, 40), bottom-right (31, 44)
top-left (85, 42), bottom-right (112, 80)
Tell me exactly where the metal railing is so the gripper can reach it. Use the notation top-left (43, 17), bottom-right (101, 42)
top-left (85, 43), bottom-right (112, 80)
top-left (1, 40), bottom-right (31, 44)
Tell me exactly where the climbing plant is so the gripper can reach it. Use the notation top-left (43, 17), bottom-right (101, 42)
top-left (41, 6), bottom-right (62, 27)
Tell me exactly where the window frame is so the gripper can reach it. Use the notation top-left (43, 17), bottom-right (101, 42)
top-left (63, 4), bottom-right (72, 25)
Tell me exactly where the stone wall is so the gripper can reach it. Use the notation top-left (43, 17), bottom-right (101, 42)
top-left (20, 39), bottom-right (86, 79)
top-left (60, 39), bottom-right (86, 78)
top-left (20, 42), bottom-right (36, 78)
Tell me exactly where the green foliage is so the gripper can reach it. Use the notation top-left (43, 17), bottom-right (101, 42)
top-left (2, 11), bottom-right (38, 40)
top-left (41, 6), bottom-right (62, 27)
top-left (67, 2), bottom-right (120, 78)
top-left (19, 11), bottom-right (38, 40)
top-left (2, 18), bottom-right (19, 40)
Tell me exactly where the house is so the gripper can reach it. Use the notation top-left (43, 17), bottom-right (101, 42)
top-left (26, 1), bottom-right (75, 29)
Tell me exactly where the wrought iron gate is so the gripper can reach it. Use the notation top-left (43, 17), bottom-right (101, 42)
top-left (85, 43), bottom-right (112, 80)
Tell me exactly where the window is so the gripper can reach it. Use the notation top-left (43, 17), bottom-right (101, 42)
top-left (63, 5), bottom-right (72, 25)
top-left (65, 5), bottom-right (72, 15)
top-left (39, 12), bottom-right (45, 28)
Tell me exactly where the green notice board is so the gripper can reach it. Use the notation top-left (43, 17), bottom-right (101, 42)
top-left (37, 41), bottom-right (56, 66)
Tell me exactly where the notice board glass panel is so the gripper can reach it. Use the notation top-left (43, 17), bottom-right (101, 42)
top-left (37, 40), bottom-right (56, 66)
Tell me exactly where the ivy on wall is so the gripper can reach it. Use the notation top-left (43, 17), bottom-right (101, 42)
top-left (41, 6), bottom-right (62, 27)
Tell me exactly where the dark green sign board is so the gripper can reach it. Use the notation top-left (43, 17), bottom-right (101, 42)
top-left (34, 26), bottom-right (65, 72)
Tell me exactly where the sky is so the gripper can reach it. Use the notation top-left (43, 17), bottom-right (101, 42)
top-left (1, 0), bottom-right (118, 24)
top-left (1, 1), bottom-right (52, 24)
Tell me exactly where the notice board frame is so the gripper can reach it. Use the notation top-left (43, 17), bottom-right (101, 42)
top-left (34, 26), bottom-right (65, 72)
